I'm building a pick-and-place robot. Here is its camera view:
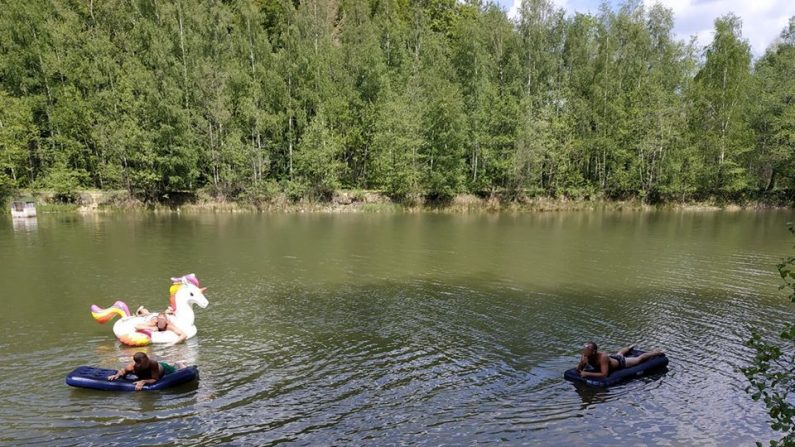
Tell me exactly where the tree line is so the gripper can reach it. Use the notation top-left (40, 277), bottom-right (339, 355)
top-left (0, 0), bottom-right (793, 204)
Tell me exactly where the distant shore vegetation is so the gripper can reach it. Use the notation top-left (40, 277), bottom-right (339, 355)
top-left (1, 0), bottom-right (793, 208)
top-left (6, 189), bottom-right (789, 215)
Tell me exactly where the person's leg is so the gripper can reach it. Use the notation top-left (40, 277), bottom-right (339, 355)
top-left (617, 345), bottom-right (636, 356)
top-left (624, 349), bottom-right (664, 368)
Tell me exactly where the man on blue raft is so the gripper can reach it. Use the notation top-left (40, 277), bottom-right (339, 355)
top-left (576, 341), bottom-right (664, 379)
top-left (107, 352), bottom-right (184, 391)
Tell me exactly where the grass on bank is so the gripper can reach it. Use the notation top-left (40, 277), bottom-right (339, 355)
top-left (3, 188), bottom-right (792, 214)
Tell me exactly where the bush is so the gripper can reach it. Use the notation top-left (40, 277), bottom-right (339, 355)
top-left (283, 180), bottom-right (307, 203)
top-left (239, 180), bottom-right (281, 206)
top-left (743, 223), bottom-right (795, 446)
top-left (39, 165), bottom-right (86, 203)
top-left (0, 173), bottom-right (15, 203)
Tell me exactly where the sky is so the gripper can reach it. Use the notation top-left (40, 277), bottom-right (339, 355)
top-left (500, 0), bottom-right (795, 57)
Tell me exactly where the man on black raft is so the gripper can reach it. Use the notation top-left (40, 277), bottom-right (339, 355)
top-left (576, 342), bottom-right (664, 378)
top-left (107, 352), bottom-right (184, 391)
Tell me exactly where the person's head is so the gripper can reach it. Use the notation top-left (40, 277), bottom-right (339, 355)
top-left (133, 352), bottom-right (150, 371)
top-left (155, 315), bottom-right (168, 331)
top-left (581, 341), bottom-right (598, 357)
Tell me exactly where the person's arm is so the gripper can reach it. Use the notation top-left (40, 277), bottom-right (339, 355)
top-left (580, 355), bottom-right (610, 378)
top-left (133, 364), bottom-right (164, 390)
top-left (133, 378), bottom-right (158, 391)
top-left (135, 319), bottom-right (156, 330)
top-left (576, 354), bottom-right (588, 372)
top-left (107, 363), bottom-right (134, 381)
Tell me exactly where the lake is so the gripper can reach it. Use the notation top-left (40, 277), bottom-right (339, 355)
top-left (1, 209), bottom-right (793, 445)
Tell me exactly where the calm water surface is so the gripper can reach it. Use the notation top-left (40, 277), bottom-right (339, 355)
top-left (0, 209), bottom-right (793, 446)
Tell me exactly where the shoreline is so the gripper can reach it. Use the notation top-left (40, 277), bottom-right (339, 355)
top-left (11, 190), bottom-right (792, 214)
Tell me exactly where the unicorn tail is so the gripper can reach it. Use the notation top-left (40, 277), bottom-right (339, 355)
top-left (90, 300), bottom-right (131, 324)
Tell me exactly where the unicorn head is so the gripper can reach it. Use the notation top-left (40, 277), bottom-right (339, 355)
top-left (169, 273), bottom-right (201, 310)
top-left (170, 274), bottom-right (209, 328)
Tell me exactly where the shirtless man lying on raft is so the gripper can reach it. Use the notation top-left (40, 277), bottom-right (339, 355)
top-left (576, 341), bottom-right (664, 378)
top-left (107, 352), bottom-right (184, 391)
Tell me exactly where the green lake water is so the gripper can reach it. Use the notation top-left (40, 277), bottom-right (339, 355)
top-left (1, 209), bottom-right (793, 445)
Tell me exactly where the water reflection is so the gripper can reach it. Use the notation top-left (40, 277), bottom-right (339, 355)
top-left (571, 368), bottom-right (670, 409)
top-left (11, 216), bottom-right (37, 231)
top-left (573, 383), bottom-right (612, 408)
top-left (91, 336), bottom-right (202, 369)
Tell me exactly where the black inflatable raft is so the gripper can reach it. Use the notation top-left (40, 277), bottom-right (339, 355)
top-left (563, 349), bottom-right (668, 387)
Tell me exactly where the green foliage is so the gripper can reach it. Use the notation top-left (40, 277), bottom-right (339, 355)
top-left (0, 173), bottom-right (14, 203)
top-left (690, 14), bottom-right (754, 194)
top-left (419, 34), bottom-right (467, 201)
top-left (778, 227), bottom-right (795, 304)
top-left (294, 114), bottom-right (343, 201)
top-left (0, 0), bottom-right (791, 204)
top-left (239, 180), bottom-right (281, 206)
top-left (752, 17), bottom-right (795, 194)
top-left (38, 163), bottom-right (86, 203)
top-left (0, 90), bottom-right (38, 189)
top-left (283, 179), bottom-right (308, 203)
top-left (370, 86), bottom-right (425, 200)
top-left (743, 223), bottom-right (795, 446)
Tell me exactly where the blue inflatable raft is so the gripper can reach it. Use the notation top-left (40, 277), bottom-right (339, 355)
top-left (66, 365), bottom-right (199, 391)
top-left (563, 349), bottom-right (668, 387)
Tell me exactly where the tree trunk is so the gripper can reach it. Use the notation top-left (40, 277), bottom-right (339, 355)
top-left (765, 169), bottom-right (776, 192)
top-left (177, 4), bottom-right (189, 109)
top-left (122, 155), bottom-right (131, 194)
top-left (246, 15), bottom-right (255, 75)
top-left (288, 115), bottom-right (294, 179)
top-left (33, 27), bottom-right (55, 158)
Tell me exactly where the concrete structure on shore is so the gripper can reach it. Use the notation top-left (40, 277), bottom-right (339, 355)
top-left (10, 198), bottom-right (37, 218)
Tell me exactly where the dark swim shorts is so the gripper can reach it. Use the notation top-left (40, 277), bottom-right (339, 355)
top-left (609, 354), bottom-right (626, 370)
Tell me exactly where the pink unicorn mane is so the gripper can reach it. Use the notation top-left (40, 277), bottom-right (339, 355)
top-left (170, 273), bottom-right (200, 288)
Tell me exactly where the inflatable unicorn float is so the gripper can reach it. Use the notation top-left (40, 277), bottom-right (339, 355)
top-left (91, 274), bottom-right (208, 346)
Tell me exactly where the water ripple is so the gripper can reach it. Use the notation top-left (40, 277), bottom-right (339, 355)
top-left (2, 210), bottom-right (794, 446)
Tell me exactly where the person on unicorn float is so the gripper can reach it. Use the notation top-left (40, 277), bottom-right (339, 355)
top-left (132, 274), bottom-right (201, 344)
top-left (135, 312), bottom-right (188, 343)
top-left (91, 273), bottom-right (207, 346)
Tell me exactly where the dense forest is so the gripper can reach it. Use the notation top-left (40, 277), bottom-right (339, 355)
top-left (0, 0), bottom-right (793, 205)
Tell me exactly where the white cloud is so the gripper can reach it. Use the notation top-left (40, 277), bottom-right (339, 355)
top-left (648, 0), bottom-right (793, 56)
top-left (501, 0), bottom-right (795, 57)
